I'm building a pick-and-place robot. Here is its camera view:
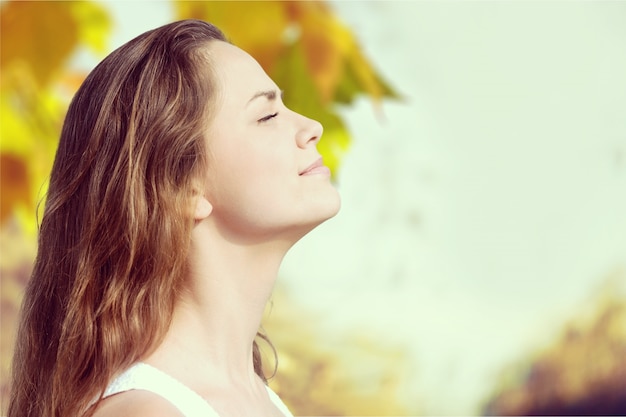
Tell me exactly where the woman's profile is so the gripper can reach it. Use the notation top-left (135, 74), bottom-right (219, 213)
top-left (8, 19), bottom-right (340, 417)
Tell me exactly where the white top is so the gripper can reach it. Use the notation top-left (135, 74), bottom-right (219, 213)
top-left (102, 362), bottom-right (294, 417)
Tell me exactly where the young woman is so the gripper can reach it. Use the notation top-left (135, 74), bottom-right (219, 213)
top-left (8, 19), bottom-right (340, 417)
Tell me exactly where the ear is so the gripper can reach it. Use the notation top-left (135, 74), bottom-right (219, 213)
top-left (194, 194), bottom-right (213, 220)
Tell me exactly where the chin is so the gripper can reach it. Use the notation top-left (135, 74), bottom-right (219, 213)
top-left (315, 187), bottom-right (341, 220)
top-left (325, 193), bottom-right (342, 219)
top-left (243, 190), bottom-right (341, 245)
top-left (304, 191), bottom-right (342, 231)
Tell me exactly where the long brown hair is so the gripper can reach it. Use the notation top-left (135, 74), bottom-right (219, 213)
top-left (8, 20), bottom-right (270, 417)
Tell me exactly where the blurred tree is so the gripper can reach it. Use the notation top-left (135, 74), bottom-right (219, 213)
top-left (483, 273), bottom-right (626, 416)
top-left (262, 289), bottom-right (417, 416)
top-left (0, 1), bottom-right (403, 415)
top-left (1, 0), bottom-right (110, 231)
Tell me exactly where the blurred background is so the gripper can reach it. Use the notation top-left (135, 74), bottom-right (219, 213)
top-left (1, 1), bottom-right (625, 415)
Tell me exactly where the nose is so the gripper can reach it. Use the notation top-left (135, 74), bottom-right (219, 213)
top-left (295, 114), bottom-right (323, 149)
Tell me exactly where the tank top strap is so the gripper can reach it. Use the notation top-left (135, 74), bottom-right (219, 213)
top-left (266, 385), bottom-right (295, 417)
top-left (103, 362), bottom-right (220, 417)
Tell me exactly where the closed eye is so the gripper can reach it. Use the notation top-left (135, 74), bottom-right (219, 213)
top-left (258, 112), bottom-right (278, 123)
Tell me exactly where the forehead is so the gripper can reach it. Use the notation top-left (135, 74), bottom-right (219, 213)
top-left (206, 41), bottom-right (276, 104)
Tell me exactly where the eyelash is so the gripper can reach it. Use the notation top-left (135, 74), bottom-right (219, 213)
top-left (258, 112), bottom-right (278, 123)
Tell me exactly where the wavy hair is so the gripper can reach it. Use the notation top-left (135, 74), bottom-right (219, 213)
top-left (8, 19), bottom-right (272, 417)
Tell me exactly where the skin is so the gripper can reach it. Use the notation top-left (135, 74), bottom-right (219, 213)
top-left (92, 40), bottom-right (340, 417)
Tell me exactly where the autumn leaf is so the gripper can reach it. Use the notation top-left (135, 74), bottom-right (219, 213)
top-left (175, 1), bottom-right (290, 73)
top-left (175, 1), bottom-right (398, 104)
top-left (0, 154), bottom-right (30, 224)
top-left (0, 1), bottom-right (111, 231)
top-left (1, 1), bottom-right (78, 87)
top-left (70, 1), bottom-right (112, 55)
top-left (284, 2), bottom-right (398, 105)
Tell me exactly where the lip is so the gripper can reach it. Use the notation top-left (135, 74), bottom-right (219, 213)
top-left (299, 157), bottom-right (331, 176)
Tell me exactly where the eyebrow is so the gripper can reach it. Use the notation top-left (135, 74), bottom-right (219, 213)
top-left (247, 89), bottom-right (283, 106)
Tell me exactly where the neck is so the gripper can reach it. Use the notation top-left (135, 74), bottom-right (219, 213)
top-left (145, 221), bottom-right (295, 389)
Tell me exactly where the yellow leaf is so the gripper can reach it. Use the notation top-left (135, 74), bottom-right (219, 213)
top-left (0, 1), bottom-right (79, 87)
top-left (347, 45), bottom-right (399, 103)
top-left (174, 1), bottom-right (290, 73)
top-left (288, 2), bottom-right (352, 104)
top-left (0, 154), bottom-right (31, 224)
top-left (69, 1), bottom-right (112, 55)
top-left (1, 63), bottom-right (64, 231)
top-left (287, 2), bottom-right (399, 105)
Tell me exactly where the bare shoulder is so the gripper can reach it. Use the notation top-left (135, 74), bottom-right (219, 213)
top-left (90, 390), bottom-right (184, 417)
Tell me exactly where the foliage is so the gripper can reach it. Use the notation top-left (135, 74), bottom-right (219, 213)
top-left (0, 1), bottom-right (111, 232)
top-left (482, 272), bottom-right (626, 415)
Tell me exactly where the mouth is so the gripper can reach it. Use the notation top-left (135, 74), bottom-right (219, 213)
top-left (299, 157), bottom-right (330, 176)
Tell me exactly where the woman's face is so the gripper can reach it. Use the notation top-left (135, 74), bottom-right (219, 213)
top-left (201, 41), bottom-right (340, 242)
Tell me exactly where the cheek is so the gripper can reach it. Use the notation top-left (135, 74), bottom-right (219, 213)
top-left (207, 140), bottom-right (296, 211)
